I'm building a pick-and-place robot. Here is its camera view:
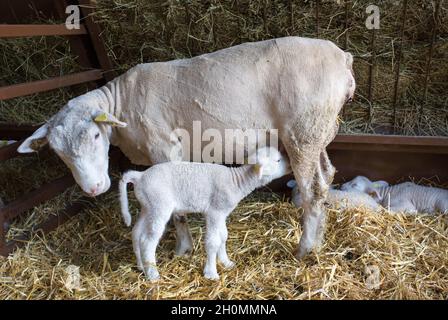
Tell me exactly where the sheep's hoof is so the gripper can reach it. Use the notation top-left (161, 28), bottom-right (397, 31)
top-left (174, 246), bottom-right (193, 257)
top-left (144, 268), bottom-right (160, 281)
top-left (293, 246), bottom-right (309, 260)
top-left (222, 260), bottom-right (235, 269)
top-left (204, 271), bottom-right (220, 280)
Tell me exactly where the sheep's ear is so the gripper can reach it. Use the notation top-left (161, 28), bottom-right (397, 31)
top-left (286, 180), bottom-right (297, 189)
top-left (253, 164), bottom-right (264, 179)
top-left (17, 124), bottom-right (49, 153)
top-left (94, 112), bottom-right (127, 128)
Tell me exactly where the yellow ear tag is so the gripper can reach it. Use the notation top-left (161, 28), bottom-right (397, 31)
top-left (94, 113), bottom-right (108, 122)
top-left (253, 164), bottom-right (261, 174)
top-left (94, 113), bottom-right (126, 127)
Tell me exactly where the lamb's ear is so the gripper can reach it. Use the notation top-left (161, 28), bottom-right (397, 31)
top-left (287, 180), bottom-right (297, 189)
top-left (94, 112), bottom-right (127, 128)
top-left (366, 186), bottom-right (380, 200)
top-left (253, 164), bottom-right (264, 179)
top-left (17, 124), bottom-right (49, 153)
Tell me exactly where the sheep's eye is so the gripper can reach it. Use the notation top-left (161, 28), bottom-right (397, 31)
top-left (277, 159), bottom-right (281, 162)
top-left (94, 133), bottom-right (100, 140)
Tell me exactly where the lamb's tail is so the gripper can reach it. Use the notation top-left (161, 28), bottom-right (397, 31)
top-left (119, 170), bottom-right (143, 227)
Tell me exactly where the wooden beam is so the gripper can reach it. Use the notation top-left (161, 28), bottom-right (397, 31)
top-left (78, 0), bottom-right (116, 81)
top-left (0, 175), bottom-right (75, 221)
top-left (0, 124), bottom-right (40, 140)
top-left (333, 134), bottom-right (448, 147)
top-left (0, 24), bottom-right (87, 38)
top-left (0, 140), bottom-right (22, 161)
top-left (0, 69), bottom-right (102, 100)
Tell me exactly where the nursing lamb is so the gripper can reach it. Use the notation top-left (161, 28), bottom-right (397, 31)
top-left (119, 147), bottom-right (291, 280)
top-left (341, 176), bottom-right (448, 214)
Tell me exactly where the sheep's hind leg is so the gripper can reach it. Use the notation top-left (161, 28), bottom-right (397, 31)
top-left (283, 141), bottom-right (330, 260)
top-left (132, 214), bottom-right (145, 271)
top-left (140, 209), bottom-right (172, 281)
top-left (173, 214), bottom-right (194, 256)
top-left (204, 214), bottom-right (227, 280)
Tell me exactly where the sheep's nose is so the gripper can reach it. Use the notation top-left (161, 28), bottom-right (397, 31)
top-left (88, 182), bottom-right (101, 196)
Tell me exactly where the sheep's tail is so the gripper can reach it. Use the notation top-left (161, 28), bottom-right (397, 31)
top-left (119, 170), bottom-right (143, 227)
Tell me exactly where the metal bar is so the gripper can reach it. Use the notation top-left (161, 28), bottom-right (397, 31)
top-left (0, 24), bottom-right (87, 38)
top-left (423, 0), bottom-right (441, 101)
top-left (263, 0), bottom-right (269, 34)
top-left (367, 28), bottom-right (376, 121)
top-left (315, 0), bottom-right (320, 38)
top-left (344, 0), bottom-right (349, 49)
top-left (392, 0), bottom-right (409, 131)
top-left (0, 175), bottom-right (75, 221)
top-left (77, 0), bottom-right (116, 82)
top-left (0, 199), bottom-right (91, 257)
top-left (0, 124), bottom-right (40, 140)
top-left (0, 207), bottom-right (5, 255)
top-left (0, 69), bottom-right (102, 100)
top-left (289, 0), bottom-right (294, 33)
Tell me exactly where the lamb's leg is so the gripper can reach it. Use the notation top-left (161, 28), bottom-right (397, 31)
top-left (173, 214), bottom-right (194, 256)
top-left (203, 214), bottom-right (226, 280)
top-left (217, 216), bottom-right (234, 269)
top-left (132, 214), bottom-right (145, 271)
top-left (140, 209), bottom-right (172, 281)
top-left (389, 201), bottom-right (418, 215)
top-left (283, 140), bottom-right (330, 260)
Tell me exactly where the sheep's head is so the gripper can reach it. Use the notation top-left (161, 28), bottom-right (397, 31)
top-left (340, 176), bottom-right (389, 200)
top-left (17, 97), bottom-right (127, 197)
top-left (249, 147), bottom-right (291, 182)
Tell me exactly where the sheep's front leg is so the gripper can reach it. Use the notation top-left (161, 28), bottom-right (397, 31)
top-left (172, 214), bottom-right (194, 256)
top-left (140, 209), bottom-right (172, 281)
top-left (204, 214), bottom-right (226, 280)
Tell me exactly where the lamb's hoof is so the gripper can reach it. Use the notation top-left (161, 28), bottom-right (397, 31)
top-left (204, 271), bottom-right (220, 280)
top-left (144, 268), bottom-right (160, 281)
top-left (222, 260), bottom-right (235, 269)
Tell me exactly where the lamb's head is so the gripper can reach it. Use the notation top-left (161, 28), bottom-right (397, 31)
top-left (17, 95), bottom-right (127, 197)
top-left (340, 176), bottom-right (389, 200)
top-left (249, 147), bottom-right (291, 182)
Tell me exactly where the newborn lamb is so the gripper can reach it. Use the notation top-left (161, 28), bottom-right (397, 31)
top-left (341, 176), bottom-right (448, 215)
top-left (119, 147), bottom-right (291, 280)
top-left (287, 180), bottom-right (382, 212)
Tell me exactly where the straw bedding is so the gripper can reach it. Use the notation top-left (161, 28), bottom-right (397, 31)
top-left (1, 0), bottom-right (448, 300)
top-left (1, 180), bottom-right (447, 299)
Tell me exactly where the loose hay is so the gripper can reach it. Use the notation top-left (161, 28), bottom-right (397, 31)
top-left (1, 190), bottom-right (447, 300)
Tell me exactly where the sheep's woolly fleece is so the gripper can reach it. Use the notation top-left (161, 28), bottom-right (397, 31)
top-left (1, 189), bottom-right (447, 300)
